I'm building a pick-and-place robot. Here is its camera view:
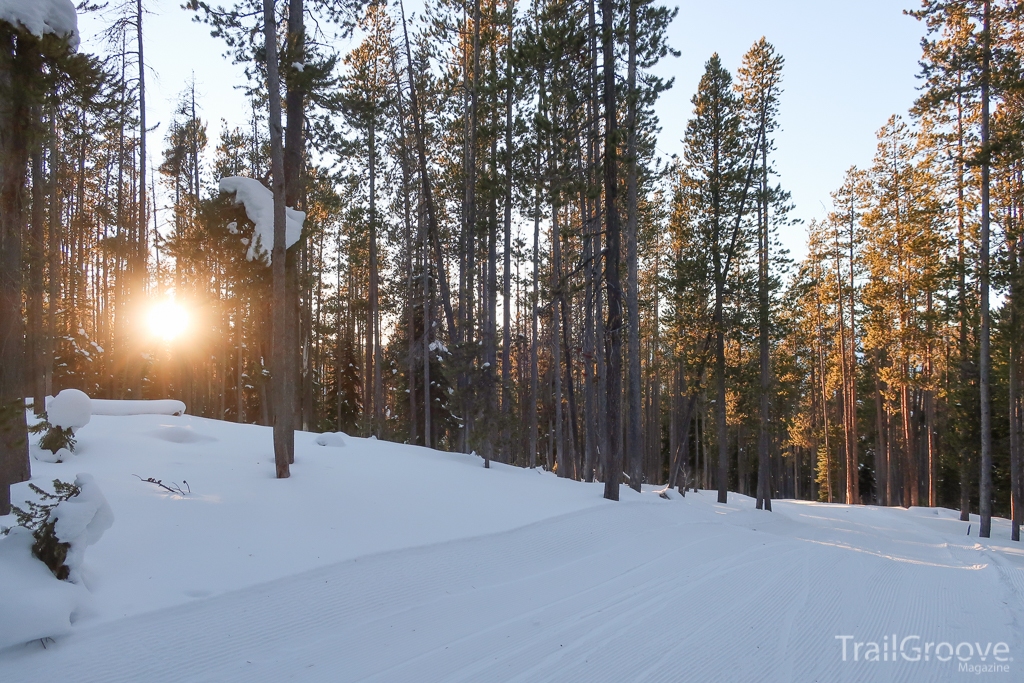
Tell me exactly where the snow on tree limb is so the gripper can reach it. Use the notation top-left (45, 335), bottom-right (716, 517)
top-left (0, 0), bottom-right (79, 50)
top-left (219, 176), bottom-right (305, 264)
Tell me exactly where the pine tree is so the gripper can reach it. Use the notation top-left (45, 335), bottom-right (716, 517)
top-left (737, 37), bottom-right (787, 511)
top-left (681, 55), bottom-right (750, 504)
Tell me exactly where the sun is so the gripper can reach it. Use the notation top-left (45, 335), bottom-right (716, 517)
top-left (147, 300), bottom-right (190, 341)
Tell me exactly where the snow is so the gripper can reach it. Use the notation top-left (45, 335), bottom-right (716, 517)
top-left (0, 474), bottom-right (111, 650)
top-left (32, 446), bottom-right (71, 464)
top-left (0, 528), bottom-right (84, 650)
top-left (52, 474), bottom-right (114, 584)
top-left (0, 0), bottom-right (79, 50)
top-left (45, 389), bottom-right (90, 431)
top-left (90, 399), bottom-right (185, 416)
top-left (0, 412), bottom-right (1022, 680)
top-left (218, 176), bottom-right (305, 263)
top-left (314, 432), bottom-right (347, 447)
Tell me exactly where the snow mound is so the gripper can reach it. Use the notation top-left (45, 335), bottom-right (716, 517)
top-left (150, 425), bottom-right (215, 444)
top-left (0, 0), bottom-right (79, 50)
top-left (219, 176), bottom-right (304, 263)
top-left (92, 399), bottom-right (186, 416)
top-left (0, 527), bottom-right (85, 650)
top-left (47, 389), bottom-right (91, 431)
top-left (33, 446), bottom-right (72, 464)
top-left (314, 432), bottom-right (348, 448)
top-left (52, 474), bottom-right (114, 584)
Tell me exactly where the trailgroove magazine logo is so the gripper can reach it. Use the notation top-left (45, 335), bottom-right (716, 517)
top-left (836, 635), bottom-right (1012, 674)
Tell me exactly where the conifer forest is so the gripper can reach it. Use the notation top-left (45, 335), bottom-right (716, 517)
top-left (4, 0), bottom-right (1024, 547)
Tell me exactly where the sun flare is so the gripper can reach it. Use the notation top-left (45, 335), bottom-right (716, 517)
top-left (147, 300), bottom-right (190, 341)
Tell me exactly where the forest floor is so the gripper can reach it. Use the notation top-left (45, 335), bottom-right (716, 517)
top-left (1, 412), bottom-right (1023, 682)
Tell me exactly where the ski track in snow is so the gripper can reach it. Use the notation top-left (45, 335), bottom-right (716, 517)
top-left (1, 415), bottom-right (1021, 682)
top-left (2, 493), bottom-right (1022, 683)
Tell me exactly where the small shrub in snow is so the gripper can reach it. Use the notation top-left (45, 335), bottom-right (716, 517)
top-left (40, 426), bottom-right (77, 455)
top-left (29, 413), bottom-right (77, 458)
top-left (2, 474), bottom-right (113, 582)
top-left (3, 480), bottom-right (80, 580)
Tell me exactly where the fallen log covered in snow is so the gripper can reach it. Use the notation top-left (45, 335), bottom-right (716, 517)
top-left (89, 399), bottom-right (186, 416)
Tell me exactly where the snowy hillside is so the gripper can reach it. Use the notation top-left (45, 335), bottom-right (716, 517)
top-left (1, 412), bottom-right (1022, 682)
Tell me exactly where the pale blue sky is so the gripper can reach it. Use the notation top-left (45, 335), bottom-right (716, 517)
top-left (656, 0), bottom-right (926, 260)
top-left (79, 0), bottom-right (926, 262)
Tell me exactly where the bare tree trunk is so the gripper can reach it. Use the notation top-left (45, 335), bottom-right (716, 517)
top-left (529, 168), bottom-right (540, 470)
top-left (956, 87), bottom-right (971, 523)
top-left (874, 354), bottom-right (889, 506)
top-left (552, 203), bottom-right (565, 477)
top-left (624, 0), bottom-right (642, 493)
top-left (1011, 191), bottom-right (1022, 541)
top-left (979, 0), bottom-right (993, 538)
top-left (602, 0), bottom-right (622, 501)
top-left (714, 271), bottom-right (727, 502)
top-left (282, 0), bottom-right (305, 463)
top-left (500, 0), bottom-right (514, 462)
top-left (1010, 326), bottom-right (1020, 541)
top-left (756, 115), bottom-right (771, 511)
top-left (132, 0), bottom-right (147, 398)
top-left (484, 132), bottom-right (499, 466)
top-left (834, 228), bottom-right (851, 504)
top-left (45, 100), bottom-right (59, 399)
top-left (29, 141), bottom-right (45, 414)
top-left (367, 120), bottom-right (381, 437)
top-left (399, 0), bottom-right (455, 339)
top-left (0, 26), bottom-right (35, 513)
top-left (926, 292), bottom-right (936, 507)
top-left (847, 200), bottom-right (858, 504)
top-left (421, 194), bottom-right (431, 448)
top-left (561, 290), bottom-right (582, 479)
top-left (901, 379), bottom-right (916, 507)
top-left (263, 0), bottom-right (291, 479)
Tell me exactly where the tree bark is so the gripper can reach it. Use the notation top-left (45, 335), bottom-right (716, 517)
top-left (500, 0), bottom-right (514, 462)
top-left (0, 26), bottom-right (37, 513)
top-left (602, 0), bottom-right (622, 501)
top-left (28, 141), bottom-right (45, 415)
top-left (624, 0), bottom-right (642, 493)
top-left (979, 0), bottom-right (993, 538)
top-left (263, 0), bottom-right (291, 479)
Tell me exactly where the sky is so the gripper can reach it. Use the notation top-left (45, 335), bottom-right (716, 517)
top-left (655, 0), bottom-right (927, 261)
top-left (78, 0), bottom-right (928, 263)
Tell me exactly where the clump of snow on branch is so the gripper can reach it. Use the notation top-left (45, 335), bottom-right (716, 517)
top-left (52, 473), bottom-right (114, 584)
top-left (0, 0), bottom-right (80, 50)
top-left (46, 389), bottom-right (91, 431)
top-left (219, 176), bottom-right (304, 264)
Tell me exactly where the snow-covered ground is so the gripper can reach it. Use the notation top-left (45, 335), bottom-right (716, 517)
top-left (1, 412), bottom-right (1022, 682)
